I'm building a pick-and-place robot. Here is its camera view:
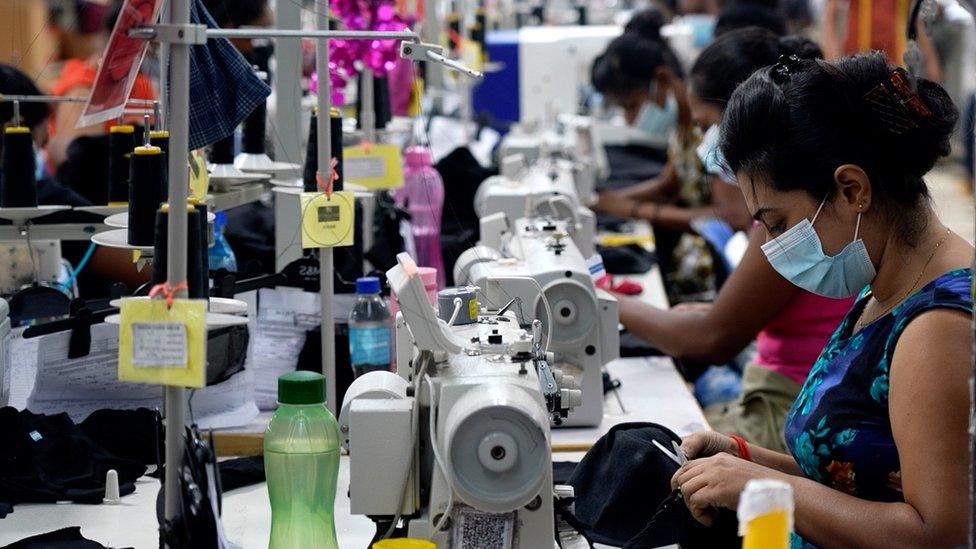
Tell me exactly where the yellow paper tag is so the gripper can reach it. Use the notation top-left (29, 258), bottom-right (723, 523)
top-left (118, 297), bottom-right (207, 388)
top-left (342, 143), bottom-right (404, 190)
top-left (300, 190), bottom-right (355, 248)
top-left (189, 150), bottom-right (209, 201)
top-left (467, 297), bottom-right (478, 319)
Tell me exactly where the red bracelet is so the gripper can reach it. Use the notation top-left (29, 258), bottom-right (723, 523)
top-left (730, 435), bottom-right (752, 462)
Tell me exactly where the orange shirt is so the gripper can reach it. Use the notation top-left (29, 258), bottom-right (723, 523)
top-left (843, 0), bottom-right (911, 64)
top-left (49, 58), bottom-right (156, 134)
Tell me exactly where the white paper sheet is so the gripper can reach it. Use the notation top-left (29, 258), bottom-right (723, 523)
top-left (248, 287), bottom-right (322, 410)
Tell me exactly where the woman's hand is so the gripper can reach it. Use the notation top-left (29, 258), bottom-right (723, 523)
top-left (680, 431), bottom-right (738, 459)
top-left (671, 453), bottom-right (787, 525)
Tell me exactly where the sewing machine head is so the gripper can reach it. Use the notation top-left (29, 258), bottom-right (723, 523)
top-left (453, 217), bottom-right (619, 427)
top-left (342, 253), bottom-right (570, 547)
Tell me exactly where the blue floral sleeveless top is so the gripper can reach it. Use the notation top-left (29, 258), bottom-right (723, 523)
top-left (784, 268), bottom-right (973, 548)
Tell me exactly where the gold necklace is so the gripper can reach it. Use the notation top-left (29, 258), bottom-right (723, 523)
top-left (854, 228), bottom-right (952, 332)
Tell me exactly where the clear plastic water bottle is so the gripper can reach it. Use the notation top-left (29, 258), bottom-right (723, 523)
top-left (398, 146), bottom-right (445, 289)
top-left (348, 276), bottom-right (392, 377)
top-left (264, 371), bottom-right (340, 549)
top-left (208, 211), bottom-right (238, 272)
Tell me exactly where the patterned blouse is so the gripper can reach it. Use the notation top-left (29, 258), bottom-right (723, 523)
top-left (784, 268), bottom-right (973, 548)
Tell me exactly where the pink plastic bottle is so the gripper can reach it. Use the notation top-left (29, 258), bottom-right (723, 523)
top-left (399, 147), bottom-right (446, 289)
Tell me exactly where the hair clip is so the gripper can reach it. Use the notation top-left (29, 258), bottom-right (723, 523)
top-left (862, 68), bottom-right (931, 135)
top-left (770, 54), bottom-right (801, 85)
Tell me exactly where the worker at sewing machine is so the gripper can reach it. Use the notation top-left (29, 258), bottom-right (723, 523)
top-left (608, 29), bottom-right (853, 455)
top-left (673, 50), bottom-right (972, 549)
top-left (590, 9), bottom-right (753, 303)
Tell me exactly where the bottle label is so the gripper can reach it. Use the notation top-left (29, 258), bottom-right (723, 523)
top-left (349, 326), bottom-right (391, 366)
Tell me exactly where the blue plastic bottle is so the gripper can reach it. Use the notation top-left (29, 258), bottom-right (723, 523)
top-left (208, 211), bottom-right (238, 272)
top-left (348, 276), bottom-right (392, 377)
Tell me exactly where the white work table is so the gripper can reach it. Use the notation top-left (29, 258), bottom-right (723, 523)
top-left (1, 354), bottom-right (704, 549)
top-left (2, 226), bottom-right (705, 548)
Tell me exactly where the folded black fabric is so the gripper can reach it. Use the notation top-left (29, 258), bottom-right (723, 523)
top-left (218, 456), bottom-right (265, 492)
top-left (596, 244), bottom-right (657, 275)
top-left (598, 144), bottom-right (668, 191)
top-left (79, 408), bottom-right (161, 466)
top-left (0, 527), bottom-right (114, 549)
top-left (568, 422), bottom-right (738, 548)
top-left (0, 408), bottom-right (146, 510)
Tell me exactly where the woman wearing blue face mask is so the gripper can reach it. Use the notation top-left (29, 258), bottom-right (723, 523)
top-left (673, 53), bottom-right (972, 547)
top-left (611, 29), bottom-right (852, 455)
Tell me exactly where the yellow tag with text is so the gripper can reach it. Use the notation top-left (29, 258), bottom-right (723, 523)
top-left (342, 143), bottom-right (404, 190)
top-left (300, 190), bottom-right (355, 248)
top-left (189, 150), bottom-right (209, 201)
top-left (467, 297), bottom-right (478, 319)
top-left (118, 297), bottom-right (207, 388)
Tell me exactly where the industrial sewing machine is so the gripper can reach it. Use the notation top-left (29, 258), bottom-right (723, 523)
top-left (453, 215), bottom-right (619, 427)
top-left (341, 253), bottom-right (576, 547)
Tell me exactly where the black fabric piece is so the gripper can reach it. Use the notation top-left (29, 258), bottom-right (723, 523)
top-left (127, 150), bottom-right (164, 246)
top-left (568, 422), bottom-right (739, 548)
top-left (0, 408), bottom-right (146, 510)
top-left (596, 244), bottom-right (657, 275)
top-left (158, 426), bottom-right (223, 549)
top-left (8, 286), bottom-right (70, 326)
top-left (552, 461), bottom-right (579, 486)
top-left (205, 324), bottom-right (249, 385)
top-left (224, 202), bottom-right (275, 275)
top-left (0, 526), bottom-right (111, 549)
top-left (364, 193), bottom-right (408, 273)
top-left (618, 331), bottom-right (664, 358)
top-left (79, 408), bottom-right (161, 466)
top-left (218, 456), bottom-right (265, 491)
top-left (107, 130), bottom-right (134, 203)
top-left (598, 144), bottom-right (668, 191)
top-left (66, 306), bottom-right (92, 359)
top-left (1, 130), bottom-right (38, 207)
top-left (434, 147), bottom-right (496, 285)
top-left (0, 501), bottom-right (11, 519)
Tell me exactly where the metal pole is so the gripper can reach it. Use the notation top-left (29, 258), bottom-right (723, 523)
top-left (131, 27), bottom-right (419, 40)
top-left (273, 0), bottom-right (302, 172)
top-left (158, 0), bottom-right (170, 130)
top-left (315, 0), bottom-right (338, 415)
top-left (423, 0), bottom-right (444, 112)
top-left (361, 68), bottom-right (377, 143)
top-left (163, 0), bottom-right (190, 532)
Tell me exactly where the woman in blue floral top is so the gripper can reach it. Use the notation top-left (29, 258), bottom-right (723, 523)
top-left (669, 51), bottom-right (973, 547)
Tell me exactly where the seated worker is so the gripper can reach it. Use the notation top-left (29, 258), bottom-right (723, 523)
top-left (674, 53), bottom-right (972, 547)
top-left (0, 64), bottom-right (149, 296)
top-left (612, 29), bottom-right (850, 454)
top-left (49, 0), bottom-right (156, 203)
top-left (591, 10), bottom-right (751, 300)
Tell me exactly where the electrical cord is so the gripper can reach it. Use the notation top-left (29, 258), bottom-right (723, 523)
top-left (426, 371), bottom-right (454, 536)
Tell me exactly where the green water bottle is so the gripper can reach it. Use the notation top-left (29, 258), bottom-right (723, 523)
top-left (264, 371), bottom-right (341, 548)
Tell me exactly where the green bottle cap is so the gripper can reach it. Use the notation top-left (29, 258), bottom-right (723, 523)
top-left (277, 371), bottom-right (326, 405)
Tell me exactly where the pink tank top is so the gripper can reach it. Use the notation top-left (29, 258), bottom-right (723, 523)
top-left (755, 291), bottom-right (854, 384)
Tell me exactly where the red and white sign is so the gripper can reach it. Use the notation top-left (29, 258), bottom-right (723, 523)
top-left (77, 0), bottom-right (163, 128)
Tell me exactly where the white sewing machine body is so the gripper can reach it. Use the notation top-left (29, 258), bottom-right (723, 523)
top-left (454, 216), bottom-right (619, 427)
top-left (342, 253), bottom-right (572, 548)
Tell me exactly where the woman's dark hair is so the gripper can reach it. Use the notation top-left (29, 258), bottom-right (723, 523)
top-left (591, 8), bottom-right (683, 95)
top-left (715, 2), bottom-right (787, 37)
top-left (0, 64), bottom-right (49, 129)
top-left (721, 51), bottom-right (959, 243)
top-left (689, 27), bottom-right (821, 108)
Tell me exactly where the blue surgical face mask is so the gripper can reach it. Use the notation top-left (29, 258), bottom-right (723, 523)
top-left (761, 197), bottom-right (877, 298)
top-left (696, 124), bottom-right (734, 181)
top-left (633, 85), bottom-right (678, 141)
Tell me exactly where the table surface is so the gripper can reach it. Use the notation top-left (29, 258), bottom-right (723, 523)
top-left (2, 225), bottom-right (705, 548)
